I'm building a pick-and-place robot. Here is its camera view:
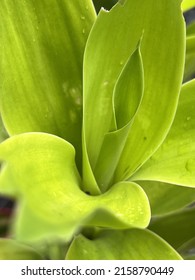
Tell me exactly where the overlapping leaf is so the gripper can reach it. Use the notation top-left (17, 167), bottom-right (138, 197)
top-left (0, 0), bottom-right (96, 169)
top-left (93, 46), bottom-right (144, 191)
top-left (0, 133), bottom-right (150, 242)
top-left (66, 229), bottom-right (182, 260)
top-left (132, 80), bottom-right (195, 187)
top-left (82, 0), bottom-right (185, 192)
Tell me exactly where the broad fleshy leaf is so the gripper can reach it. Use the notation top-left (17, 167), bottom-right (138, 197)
top-left (0, 239), bottom-right (43, 260)
top-left (131, 80), bottom-right (195, 187)
top-left (66, 229), bottom-right (182, 260)
top-left (0, 133), bottom-right (150, 242)
top-left (114, 0), bottom-right (185, 182)
top-left (13, 181), bottom-right (150, 242)
top-left (182, 0), bottom-right (195, 11)
top-left (138, 181), bottom-right (195, 216)
top-left (149, 208), bottom-right (195, 249)
top-left (0, 0), bottom-right (96, 168)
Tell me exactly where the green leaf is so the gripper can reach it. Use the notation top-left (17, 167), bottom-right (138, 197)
top-left (182, 0), bottom-right (195, 11)
top-left (83, 0), bottom-right (185, 185)
top-left (93, 45), bottom-right (144, 192)
top-left (184, 36), bottom-right (195, 82)
top-left (187, 22), bottom-right (195, 37)
top-left (138, 181), bottom-right (195, 216)
top-left (114, 0), bottom-right (185, 181)
top-left (0, 133), bottom-right (150, 242)
top-left (0, 0), bottom-right (96, 169)
top-left (131, 80), bottom-right (195, 187)
top-left (186, 36), bottom-right (195, 54)
top-left (149, 208), bottom-right (195, 249)
top-left (113, 44), bottom-right (144, 130)
top-left (0, 239), bottom-right (43, 260)
top-left (66, 229), bottom-right (182, 260)
top-left (88, 181), bottom-right (151, 229)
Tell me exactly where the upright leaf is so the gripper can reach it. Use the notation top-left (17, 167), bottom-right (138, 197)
top-left (83, 0), bottom-right (185, 190)
top-left (93, 46), bottom-right (144, 191)
top-left (115, 0), bottom-right (185, 181)
top-left (0, 0), bottom-right (96, 168)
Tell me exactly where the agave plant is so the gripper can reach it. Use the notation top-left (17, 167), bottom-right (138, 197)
top-left (0, 0), bottom-right (195, 260)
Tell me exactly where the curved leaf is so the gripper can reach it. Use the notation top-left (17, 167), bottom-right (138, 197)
top-left (149, 208), bottom-right (195, 249)
top-left (114, 0), bottom-right (185, 181)
top-left (131, 80), bottom-right (195, 187)
top-left (89, 181), bottom-right (150, 229)
top-left (0, 0), bottom-right (96, 168)
top-left (66, 229), bottom-right (182, 260)
top-left (113, 44), bottom-right (144, 130)
top-left (138, 181), bottom-right (195, 216)
top-left (0, 239), bottom-right (43, 260)
top-left (0, 133), bottom-right (150, 242)
top-left (93, 46), bottom-right (144, 191)
top-left (82, 0), bottom-right (185, 185)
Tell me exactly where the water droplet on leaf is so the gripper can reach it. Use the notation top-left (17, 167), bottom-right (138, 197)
top-left (103, 81), bottom-right (109, 86)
